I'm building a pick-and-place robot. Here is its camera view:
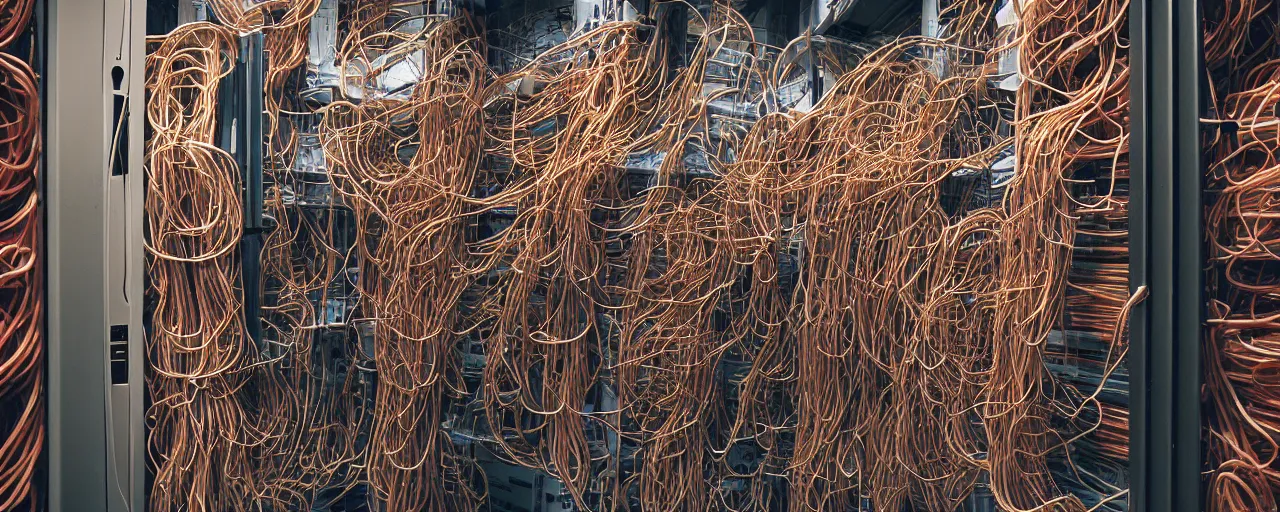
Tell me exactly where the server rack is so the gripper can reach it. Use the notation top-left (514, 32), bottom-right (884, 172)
top-left (36, 0), bottom-right (1222, 510)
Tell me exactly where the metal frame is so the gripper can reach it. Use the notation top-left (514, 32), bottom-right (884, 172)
top-left (106, 1), bottom-right (148, 510)
top-left (46, 0), bottom-right (146, 510)
top-left (218, 32), bottom-right (266, 347)
top-left (46, 0), bottom-right (108, 509)
top-left (1127, 0), bottom-right (1149, 503)
top-left (1173, 2), bottom-right (1206, 507)
top-left (241, 33), bottom-right (265, 347)
top-left (1129, 0), bottom-right (1203, 510)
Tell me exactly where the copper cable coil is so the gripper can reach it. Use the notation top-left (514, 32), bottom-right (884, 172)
top-left (145, 22), bottom-right (264, 512)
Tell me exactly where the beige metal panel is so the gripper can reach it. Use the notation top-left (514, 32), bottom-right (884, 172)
top-left (47, 0), bottom-right (110, 509)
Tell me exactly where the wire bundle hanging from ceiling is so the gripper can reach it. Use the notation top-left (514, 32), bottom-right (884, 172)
top-left (723, 0), bottom-right (1133, 508)
top-left (206, 0), bottom-right (320, 140)
top-left (469, 19), bottom-right (669, 509)
top-left (998, 0), bottom-right (1131, 509)
top-left (0, 0), bottom-right (40, 507)
top-left (1039, 0), bottom-right (1134, 504)
top-left (769, 5), bottom-right (997, 510)
top-left (209, 1), bottom-right (374, 509)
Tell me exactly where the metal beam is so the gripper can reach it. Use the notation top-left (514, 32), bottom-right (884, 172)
top-left (1127, 0), bottom-right (1149, 508)
top-left (1172, 0), bottom-right (1204, 508)
top-left (105, 0), bottom-right (149, 510)
top-left (238, 33), bottom-right (265, 348)
top-left (47, 0), bottom-right (109, 509)
top-left (1131, 0), bottom-right (1203, 510)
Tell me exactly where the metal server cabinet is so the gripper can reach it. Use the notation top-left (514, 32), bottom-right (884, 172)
top-left (46, 0), bottom-right (146, 510)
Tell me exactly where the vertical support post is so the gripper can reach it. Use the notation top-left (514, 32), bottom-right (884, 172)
top-left (1132, 0), bottom-right (1203, 510)
top-left (1127, 0), bottom-right (1149, 508)
top-left (177, 0), bottom-right (196, 24)
top-left (574, 0), bottom-right (604, 32)
top-left (809, 54), bottom-right (823, 104)
top-left (1172, 0), bottom-right (1204, 507)
top-left (921, 0), bottom-right (938, 37)
top-left (102, 0), bottom-right (148, 509)
top-left (47, 0), bottom-right (109, 510)
top-left (239, 32), bottom-right (265, 348)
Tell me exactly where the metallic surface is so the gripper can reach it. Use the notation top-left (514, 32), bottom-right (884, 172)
top-left (1127, 0), bottom-right (1149, 508)
top-left (46, 0), bottom-right (108, 509)
top-left (1135, 0), bottom-right (1203, 509)
top-left (47, 0), bottom-right (146, 509)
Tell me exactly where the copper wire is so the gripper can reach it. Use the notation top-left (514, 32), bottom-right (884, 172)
top-left (0, 7), bottom-right (40, 506)
top-left (143, 23), bottom-right (260, 511)
top-left (1203, 1), bottom-right (1280, 509)
top-left (141, 0), bottom-right (1140, 510)
top-left (322, 14), bottom-right (490, 511)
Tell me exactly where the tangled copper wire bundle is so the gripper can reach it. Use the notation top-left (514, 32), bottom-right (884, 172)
top-left (323, 15), bottom-right (489, 511)
top-left (144, 23), bottom-right (262, 511)
top-left (607, 7), bottom-right (775, 511)
top-left (472, 19), bottom-right (668, 508)
top-left (995, 0), bottom-right (1130, 509)
top-left (142, 0), bottom-right (1138, 510)
top-left (207, 0), bottom-right (320, 138)
top-left (0, 0), bottom-right (39, 508)
top-left (224, 0), bottom-right (374, 509)
top-left (1202, 1), bottom-right (1280, 509)
top-left (0, 0), bottom-right (31, 50)
top-left (775, 26), bottom-right (1005, 512)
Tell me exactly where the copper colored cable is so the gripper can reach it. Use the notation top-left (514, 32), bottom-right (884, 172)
top-left (144, 22), bottom-right (263, 512)
top-left (0, 0), bottom-right (33, 49)
top-left (322, 13), bottom-right (489, 511)
top-left (0, 35), bottom-right (41, 511)
top-left (1202, 1), bottom-right (1280, 509)
top-left (141, 0), bottom-right (1141, 510)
